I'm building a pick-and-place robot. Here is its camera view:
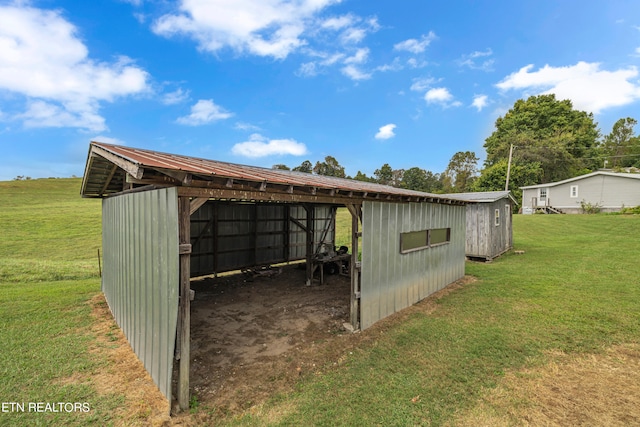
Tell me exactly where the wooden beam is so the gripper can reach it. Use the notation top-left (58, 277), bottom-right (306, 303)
top-left (177, 196), bottom-right (191, 411)
top-left (177, 186), bottom-right (350, 205)
top-left (91, 145), bottom-right (144, 180)
top-left (162, 170), bottom-right (192, 185)
top-left (189, 197), bottom-right (208, 215)
top-left (99, 164), bottom-right (118, 196)
top-left (304, 205), bottom-right (314, 286)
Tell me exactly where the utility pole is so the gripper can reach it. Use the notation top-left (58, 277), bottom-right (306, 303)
top-left (505, 144), bottom-right (514, 191)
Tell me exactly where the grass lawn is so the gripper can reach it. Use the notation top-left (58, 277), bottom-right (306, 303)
top-left (1, 179), bottom-right (639, 425)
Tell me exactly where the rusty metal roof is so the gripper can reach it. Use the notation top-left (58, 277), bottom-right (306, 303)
top-left (81, 141), bottom-right (465, 205)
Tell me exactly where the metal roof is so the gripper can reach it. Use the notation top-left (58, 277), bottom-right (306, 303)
top-left (81, 142), bottom-right (466, 205)
top-left (441, 191), bottom-right (517, 204)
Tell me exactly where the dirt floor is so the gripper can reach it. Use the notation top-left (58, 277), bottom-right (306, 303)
top-left (182, 263), bottom-right (353, 415)
top-left (88, 269), bottom-right (640, 426)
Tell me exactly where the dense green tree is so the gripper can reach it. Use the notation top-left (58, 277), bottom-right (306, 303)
top-left (353, 171), bottom-right (376, 182)
top-left (272, 164), bottom-right (290, 170)
top-left (443, 151), bottom-right (479, 192)
top-left (374, 163), bottom-right (394, 185)
top-left (473, 159), bottom-right (543, 205)
top-left (483, 94), bottom-right (600, 183)
top-left (401, 167), bottom-right (444, 193)
top-left (313, 156), bottom-right (346, 177)
top-left (292, 160), bottom-right (313, 173)
top-left (600, 117), bottom-right (640, 168)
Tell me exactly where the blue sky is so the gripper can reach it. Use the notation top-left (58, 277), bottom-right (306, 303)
top-left (1, 0), bottom-right (640, 181)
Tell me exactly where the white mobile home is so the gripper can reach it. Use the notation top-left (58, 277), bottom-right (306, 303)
top-left (520, 171), bottom-right (640, 214)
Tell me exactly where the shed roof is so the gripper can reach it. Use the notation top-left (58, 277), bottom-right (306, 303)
top-left (441, 191), bottom-right (517, 204)
top-left (81, 142), bottom-right (466, 205)
top-left (520, 171), bottom-right (640, 190)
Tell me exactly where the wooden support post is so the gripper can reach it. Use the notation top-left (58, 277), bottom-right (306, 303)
top-left (304, 204), bottom-right (314, 286)
top-left (348, 204), bottom-right (361, 330)
top-left (178, 196), bottom-right (191, 411)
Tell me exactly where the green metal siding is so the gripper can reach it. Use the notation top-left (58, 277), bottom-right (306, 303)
top-left (361, 201), bottom-right (465, 330)
top-left (102, 187), bottom-right (179, 402)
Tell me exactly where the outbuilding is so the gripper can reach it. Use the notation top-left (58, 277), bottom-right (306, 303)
top-left (443, 191), bottom-right (516, 261)
top-left (81, 142), bottom-right (467, 411)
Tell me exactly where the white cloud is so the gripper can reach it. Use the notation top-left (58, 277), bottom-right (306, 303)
top-left (321, 15), bottom-right (355, 30)
top-left (424, 87), bottom-right (462, 108)
top-left (152, 0), bottom-right (339, 59)
top-left (0, 5), bottom-right (150, 131)
top-left (341, 65), bottom-right (371, 80)
top-left (410, 77), bottom-right (437, 92)
top-left (458, 48), bottom-right (494, 71)
top-left (471, 95), bottom-right (488, 111)
top-left (177, 99), bottom-right (233, 125)
top-left (496, 62), bottom-right (640, 114)
top-left (344, 48), bottom-right (369, 64)
top-left (375, 123), bottom-right (396, 140)
top-left (394, 32), bottom-right (437, 54)
top-left (376, 58), bottom-right (403, 72)
top-left (232, 133), bottom-right (307, 157)
top-left (234, 121), bottom-right (261, 131)
top-left (162, 88), bottom-right (190, 105)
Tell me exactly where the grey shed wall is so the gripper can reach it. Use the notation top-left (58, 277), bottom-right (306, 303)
top-left (465, 200), bottom-right (512, 260)
top-left (360, 201), bottom-right (466, 330)
top-left (190, 203), bottom-right (335, 277)
top-left (102, 187), bottom-right (180, 402)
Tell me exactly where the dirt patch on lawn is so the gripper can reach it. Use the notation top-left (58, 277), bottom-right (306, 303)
top-left (89, 294), bottom-right (171, 426)
top-left (450, 343), bottom-right (640, 426)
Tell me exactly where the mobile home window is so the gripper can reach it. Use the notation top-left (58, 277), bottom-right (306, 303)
top-left (495, 208), bottom-right (500, 226)
top-left (570, 185), bottom-right (578, 198)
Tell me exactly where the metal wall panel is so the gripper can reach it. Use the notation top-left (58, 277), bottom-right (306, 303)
top-left (190, 203), bottom-right (334, 276)
top-left (102, 187), bottom-right (179, 402)
top-left (361, 201), bottom-right (465, 330)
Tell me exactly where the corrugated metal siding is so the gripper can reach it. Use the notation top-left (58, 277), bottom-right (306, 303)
top-left (360, 201), bottom-right (465, 330)
top-left (102, 187), bottom-right (179, 402)
top-left (190, 203), bottom-right (334, 276)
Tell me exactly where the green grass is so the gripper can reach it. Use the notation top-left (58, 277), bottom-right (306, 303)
top-left (230, 214), bottom-right (640, 426)
top-left (2, 179), bottom-right (640, 426)
top-left (0, 179), bottom-right (121, 426)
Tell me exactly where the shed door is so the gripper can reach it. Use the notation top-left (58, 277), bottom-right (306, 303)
top-left (102, 187), bottom-right (180, 402)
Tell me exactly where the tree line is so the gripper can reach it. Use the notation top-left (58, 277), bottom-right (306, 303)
top-left (273, 94), bottom-right (640, 202)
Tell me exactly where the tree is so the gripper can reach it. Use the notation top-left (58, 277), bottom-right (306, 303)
top-left (401, 167), bottom-right (444, 193)
top-left (353, 171), bottom-right (376, 182)
top-left (272, 164), bottom-right (290, 170)
top-left (473, 158), bottom-right (543, 204)
top-left (600, 117), bottom-right (640, 168)
top-left (374, 163), bottom-right (394, 185)
top-left (483, 94), bottom-right (600, 183)
top-left (313, 156), bottom-right (346, 177)
top-left (443, 151), bottom-right (479, 192)
top-left (292, 160), bottom-right (313, 173)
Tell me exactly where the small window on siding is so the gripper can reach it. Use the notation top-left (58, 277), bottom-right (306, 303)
top-left (570, 185), bottom-right (578, 198)
top-left (505, 204), bottom-right (510, 216)
top-left (495, 208), bottom-right (500, 226)
top-left (400, 228), bottom-right (450, 253)
top-left (400, 230), bottom-right (428, 253)
top-left (429, 228), bottom-right (451, 246)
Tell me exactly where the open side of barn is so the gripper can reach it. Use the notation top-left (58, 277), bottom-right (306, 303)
top-left (81, 141), bottom-right (467, 413)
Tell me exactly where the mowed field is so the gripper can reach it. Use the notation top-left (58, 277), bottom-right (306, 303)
top-left (1, 178), bottom-right (639, 426)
